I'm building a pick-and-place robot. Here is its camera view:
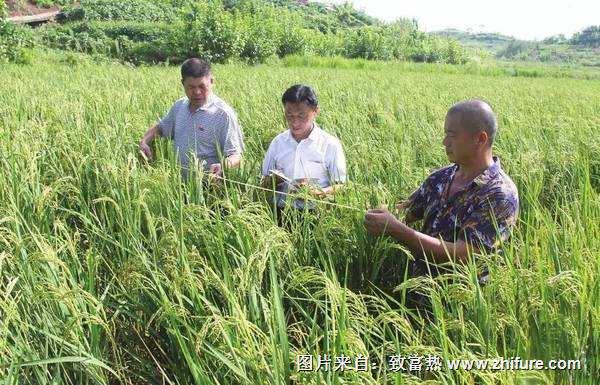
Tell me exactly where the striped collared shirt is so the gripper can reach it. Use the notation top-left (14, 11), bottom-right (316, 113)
top-left (158, 94), bottom-right (244, 172)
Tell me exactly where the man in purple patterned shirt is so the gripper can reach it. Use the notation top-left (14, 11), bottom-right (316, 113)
top-left (364, 99), bottom-right (519, 282)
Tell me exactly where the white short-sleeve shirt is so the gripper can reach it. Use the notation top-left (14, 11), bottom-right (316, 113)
top-left (261, 124), bottom-right (347, 208)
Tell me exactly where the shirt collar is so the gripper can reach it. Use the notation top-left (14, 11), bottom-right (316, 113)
top-left (187, 93), bottom-right (216, 112)
top-left (473, 156), bottom-right (501, 186)
top-left (285, 123), bottom-right (321, 143)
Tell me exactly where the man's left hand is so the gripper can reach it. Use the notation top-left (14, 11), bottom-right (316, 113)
top-left (364, 208), bottom-right (399, 236)
top-left (207, 163), bottom-right (223, 185)
top-left (209, 163), bottom-right (223, 176)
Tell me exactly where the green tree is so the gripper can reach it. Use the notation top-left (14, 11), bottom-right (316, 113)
top-left (571, 25), bottom-right (600, 48)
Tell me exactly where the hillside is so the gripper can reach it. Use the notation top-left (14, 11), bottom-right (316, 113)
top-left (433, 27), bottom-right (600, 67)
top-left (2, 0), bottom-right (471, 65)
top-left (432, 29), bottom-right (515, 53)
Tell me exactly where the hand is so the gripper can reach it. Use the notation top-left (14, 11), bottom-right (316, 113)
top-left (207, 163), bottom-right (223, 186)
top-left (288, 178), bottom-right (308, 194)
top-left (138, 140), bottom-right (153, 161)
top-left (209, 163), bottom-right (223, 176)
top-left (310, 186), bottom-right (330, 199)
top-left (364, 208), bottom-right (399, 236)
top-left (396, 201), bottom-right (409, 212)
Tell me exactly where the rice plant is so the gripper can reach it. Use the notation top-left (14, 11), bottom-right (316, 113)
top-left (0, 51), bottom-right (598, 384)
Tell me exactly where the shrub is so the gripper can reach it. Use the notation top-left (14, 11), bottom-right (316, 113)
top-left (181, 1), bottom-right (246, 63)
top-left (278, 27), bottom-right (312, 57)
top-left (40, 0), bottom-right (471, 65)
top-left (239, 12), bottom-right (281, 63)
top-left (0, 20), bottom-right (37, 63)
top-left (60, 0), bottom-right (176, 23)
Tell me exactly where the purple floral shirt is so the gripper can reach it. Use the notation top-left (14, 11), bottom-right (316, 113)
top-left (405, 157), bottom-right (519, 253)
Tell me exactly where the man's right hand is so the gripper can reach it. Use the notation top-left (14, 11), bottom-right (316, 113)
top-left (139, 140), bottom-right (153, 161)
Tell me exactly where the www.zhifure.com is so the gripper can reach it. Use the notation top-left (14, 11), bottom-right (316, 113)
top-left (295, 354), bottom-right (583, 372)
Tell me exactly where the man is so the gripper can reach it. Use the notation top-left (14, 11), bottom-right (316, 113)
top-left (261, 84), bottom-right (347, 212)
top-left (364, 99), bottom-right (518, 281)
top-left (139, 58), bottom-right (244, 179)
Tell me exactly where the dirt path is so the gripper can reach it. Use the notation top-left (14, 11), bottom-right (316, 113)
top-left (6, 0), bottom-right (60, 17)
top-left (7, 10), bottom-right (60, 24)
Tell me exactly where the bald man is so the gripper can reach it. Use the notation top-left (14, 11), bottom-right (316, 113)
top-left (364, 99), bottom-right (518, 284)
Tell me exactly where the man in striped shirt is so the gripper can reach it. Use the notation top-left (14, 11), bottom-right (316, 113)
top-left (139, 58), bottom-right (244, 179)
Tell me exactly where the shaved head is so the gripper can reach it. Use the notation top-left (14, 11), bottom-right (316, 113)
top-left (447, 99), bottom-right (498, 147)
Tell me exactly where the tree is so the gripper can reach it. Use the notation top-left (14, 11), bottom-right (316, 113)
top-left (571, 26), bottom-right (600, 48)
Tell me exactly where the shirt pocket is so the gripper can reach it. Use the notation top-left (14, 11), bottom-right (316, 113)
top-left (298, 156), bottom-right (327, 180)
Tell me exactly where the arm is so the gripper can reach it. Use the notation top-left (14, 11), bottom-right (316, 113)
top-left (212, 110), bottom-right (244, 175)
top-left (401, 184), bottom-right (428, 225)
top-left (386, 217), bottom-right (471, 263)
top-left (316, 139), bottom-right (347, 198)
top-left (209, 153), bottom-right (242, 176)
top-left (364, 209), bottom-right (474, 263)
top-left (140, 102), bottom-right (177, 161)
top-left (139, 124), bottom-right (161, 161)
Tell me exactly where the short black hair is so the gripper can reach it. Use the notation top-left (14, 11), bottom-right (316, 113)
top-left (281, 84), bottom-right (318, 108)
top-left (181, 58), bottom-right (211, 80)
top-left (447, 99), bottom-right (498, 146)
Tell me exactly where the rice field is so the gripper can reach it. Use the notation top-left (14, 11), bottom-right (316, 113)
top-left (0, 52), bottom-right (599, 385)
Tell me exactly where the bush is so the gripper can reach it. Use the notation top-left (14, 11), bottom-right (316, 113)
top-left (343, 27), bottom-right (395, 61)
top-left (278, 27), bottom-right (312, 57)
top-left (239, 11), bottom-right (281, 63)
top-left (40, 0), bottom-right (470, 65)
top-left (39, 21), bottom-right (186, 63)
top-left (40, 22), bottom-right (112, 55)
top-left (0, 20), bottom-right (37, 63)
top-left (181, 1), bottom-right (246, 63)
top-left (60, 0), bottom-right (176, 23)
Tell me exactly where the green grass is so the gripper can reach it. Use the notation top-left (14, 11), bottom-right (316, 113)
top-left (0, 51), bottom-right (599, 384)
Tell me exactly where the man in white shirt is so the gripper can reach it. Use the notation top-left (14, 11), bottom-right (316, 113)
top-left (261, 84), bottom-right (347, 211)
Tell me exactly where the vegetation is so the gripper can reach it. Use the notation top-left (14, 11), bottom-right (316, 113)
top-left (17, 0), bottom-right (469, 65)
top-left (0, 50), bottom-right (598, 384)
top-left (434, 27), bottom-right (600, 67)
top-left (280, 55), bottom-right (600, 81)
top-left (571, 26), bottom-right (600, 48)
top-left (433, 29), bottom-right (515, 54)
top-left (0, 19), bottom-right (36, 63)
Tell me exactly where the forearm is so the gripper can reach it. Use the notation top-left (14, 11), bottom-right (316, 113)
top-left (141, 124), bottom-right (160, 144)
top-left (386, 221), bottom-right (466, 263)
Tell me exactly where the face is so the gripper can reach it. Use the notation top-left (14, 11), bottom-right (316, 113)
top-left (284, 102), bottom-right (319, 139)
top-left (182, 76), bottom-right (213, 108)
top-left (442, 113), bottom-right (487, 163)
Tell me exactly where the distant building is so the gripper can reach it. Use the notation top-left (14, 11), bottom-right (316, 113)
top-left (296, 0), bottom-right (334, 9)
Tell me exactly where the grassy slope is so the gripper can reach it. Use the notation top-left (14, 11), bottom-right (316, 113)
top-left (433, 29), bottom-right (600, 67)
top-left (432, 29), bottom-right (515, 53)
top-left (0, 52), bottom-right (599, 384)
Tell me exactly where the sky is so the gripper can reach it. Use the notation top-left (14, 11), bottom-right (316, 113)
top-left (322, 0), bottom-right (599, 40)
